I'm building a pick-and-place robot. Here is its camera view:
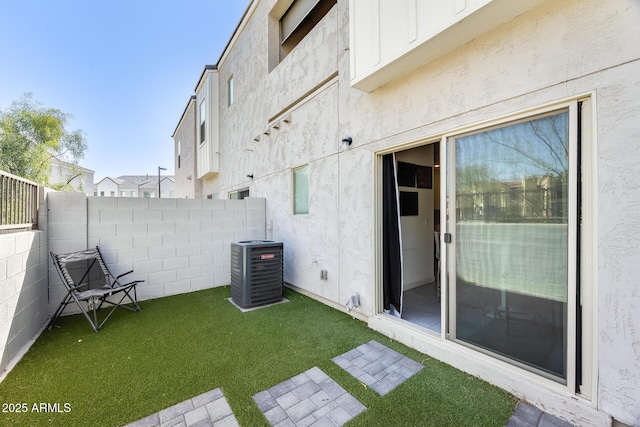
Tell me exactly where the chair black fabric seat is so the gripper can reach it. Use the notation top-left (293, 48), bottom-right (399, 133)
top-left (48, 246), bottom-right (144, 332)
top-left (74, 286), bottom-right (114, 300)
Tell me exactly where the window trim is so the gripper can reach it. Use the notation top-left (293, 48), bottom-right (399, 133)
top-left (227, 76), bottom-right (234, 107)
top-left (177, 140), bottom-right (181, 169)
top-left (269, 0), bottom-right (336, 67)
top-left (373, 94), bottom-right (597, 401)
top-left (199, 99), bottom-right (206, 145)
top-left (292, 165), bottom-right (310, 215)
top-left (229, 187), bottom-right (250, 200)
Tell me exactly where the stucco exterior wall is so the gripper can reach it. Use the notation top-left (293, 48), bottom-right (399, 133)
top-left (190, 0), bottom-right (640, 424)
top-left (174, 99), bottom-right (202, 199)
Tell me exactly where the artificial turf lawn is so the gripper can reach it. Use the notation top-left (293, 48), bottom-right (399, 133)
top-left (0, 286), bottom-right (517, 426)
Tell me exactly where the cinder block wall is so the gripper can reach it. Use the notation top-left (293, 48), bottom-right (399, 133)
top-left (0, 188), bottom-right (50, 375)
top-left (47, 194), bottom-right (266, 315)
top-left (0, 231), bottom-right (49, 374)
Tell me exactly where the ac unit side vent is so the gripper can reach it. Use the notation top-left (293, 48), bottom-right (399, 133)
top-left (230, 241), bottom-right (283, 308)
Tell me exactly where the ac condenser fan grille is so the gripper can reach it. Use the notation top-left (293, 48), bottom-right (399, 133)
top-left (230, 241), bottom-right (283, 308)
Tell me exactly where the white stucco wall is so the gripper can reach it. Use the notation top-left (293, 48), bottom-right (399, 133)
top-left (174, 98), bottom-right (202, 199)
top-left (192, 0), bottom-right (640, 424)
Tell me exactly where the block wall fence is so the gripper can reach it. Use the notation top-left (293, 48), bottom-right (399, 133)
top-left (0, 230), bottom-right (48, 374)
top-left (1, 192), bottom-right (266, 375)
top-left (0, 188), bottom-right (50, 375)
top-left (47, 193), bottom-right (267, 315)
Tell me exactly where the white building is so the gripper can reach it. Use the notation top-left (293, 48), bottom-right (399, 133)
top-left (94, 175), bottom-right (175, 198)
top-left (48, 156), bottom-right (94, 194)
top-left (173, 1), bottom-right (640, 425)
top-left (172, 95), bottom-right (203, 199)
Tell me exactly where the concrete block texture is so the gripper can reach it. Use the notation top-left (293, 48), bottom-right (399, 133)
top-left (38, 193), bottom-right (265, 352)
top-left (148, 198), bottom-right (177, 210)
top-left (0, 230), bottom-right (49, 374)
top-left (118, 197), bottom-right (150, 210)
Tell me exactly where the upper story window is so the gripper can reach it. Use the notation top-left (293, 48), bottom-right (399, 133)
top-left (199, 100), bottom-right (206, 144)
top-left (227, 76), bottom-right (234, 107)
top-left (177, 140), bottom-right (182, 169)
top-left (270, 0), bottom-right (336, 68)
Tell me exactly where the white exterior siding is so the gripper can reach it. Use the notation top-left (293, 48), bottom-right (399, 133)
top-left (348, 0), bottom-right (546, 91)
top-left (173, 97), bottom-right (203, 199)
top-left (96, 178), bottom-right (119, 197)
top-left (196, 70), bottom-right (220, 178)
top-left (177, 0), bottom-right (640, 424)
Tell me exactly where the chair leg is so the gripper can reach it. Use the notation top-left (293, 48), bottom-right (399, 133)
top-left (76, 299), bottom-right (100, 332)
top-left (47, 296), bottom-right (72, 329)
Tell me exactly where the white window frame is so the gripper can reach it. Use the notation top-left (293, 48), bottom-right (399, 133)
top-left (373, 94), bottom-right (597, 401)
top-left (292, 165), bottom-right (309, 215)
top-left (177, 140), bottom-right (182, 169)
top-left (228, 76), bottom-right (234, 107)
top-left (229, 187), bottom-right (249, 200)
top-left (199, 99), bottom-right (206, 145)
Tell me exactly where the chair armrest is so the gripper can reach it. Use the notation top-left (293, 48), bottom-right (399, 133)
top-left (116, 270), bottom-right (134, 280)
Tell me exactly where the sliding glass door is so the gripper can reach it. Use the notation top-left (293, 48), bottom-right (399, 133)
top-left (448, 106), bottom-right (578, 381)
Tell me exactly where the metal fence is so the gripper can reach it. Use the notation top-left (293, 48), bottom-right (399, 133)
top-left (1, 170), bottom-right (39, 232)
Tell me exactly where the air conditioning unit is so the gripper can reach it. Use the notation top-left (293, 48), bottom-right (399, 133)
top-left (230, 240), bottom-right (284, 308)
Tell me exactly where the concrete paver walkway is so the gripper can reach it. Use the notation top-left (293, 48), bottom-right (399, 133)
top-left (125, 340), bottom-right (574, 427)
top-left (253, 366), bottom-right (366, 427)
top-left (125, 388), bottom-right (239, 427)
top-left (332, 340), bottom-right (424, 396)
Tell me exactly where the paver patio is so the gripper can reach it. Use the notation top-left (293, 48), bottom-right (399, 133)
top-left (253, 366), bottom-right (366, 427)
top-left (123, 338), bottom-right (572, 427)
top-left (125, 388), bottom-right (238, 427)
top-left (332, 340), bottom-right (424, 396)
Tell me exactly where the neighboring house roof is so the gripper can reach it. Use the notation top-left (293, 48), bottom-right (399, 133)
top-left (97, 175), bottom-right (174, 189)
top-left (138, 181), bottom-right (157, 189)
top-left (49, 156), bottom-right (95, 174)
top-left (96, 176), bottom-right (121, 186)
top-left (194, 65), bottom-right (218, 92)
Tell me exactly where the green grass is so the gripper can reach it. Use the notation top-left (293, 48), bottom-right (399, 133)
top-left (0, 287), bottom-right (517, 426)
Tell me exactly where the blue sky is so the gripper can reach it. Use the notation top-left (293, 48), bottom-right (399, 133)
top-left (0, 0), bottom-right (249, 182)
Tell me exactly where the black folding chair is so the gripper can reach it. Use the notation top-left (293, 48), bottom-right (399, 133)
top-left (48, 246), bottom-right (143, 332)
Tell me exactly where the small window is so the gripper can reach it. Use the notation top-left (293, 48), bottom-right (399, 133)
top-left (293, 166), bottom-right (309, 215)
top-left (199, 100), bottom-right (206, 144)
top-left (177, 140), bottom-right (181, 169)
top-left (110, 191), bottom-right (115, 197)
top-left (93, 191), bottom-right (98, 196)
top-left (100, 191), bottom-right (105, 197)
top-left (228, 76), bottom-right (234, 107)
top-left (229, 188), bottom-right (250, 200)
top-left (278, 0), bottom-right (336, 62)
